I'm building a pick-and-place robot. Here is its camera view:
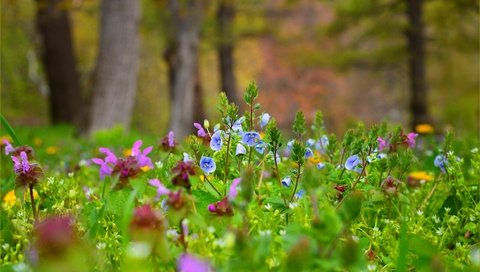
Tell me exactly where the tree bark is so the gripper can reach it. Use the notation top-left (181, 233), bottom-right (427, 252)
top-left (35, 0), bottom-right (83, 127)
top-left (167, 0), bottom-right (203, 139)
top-left (217, 0), bottom-right (240, 107)
top-left (406, 0), bottom-right (430, 130)
top-left (88, 0), bottom-right (140, 135)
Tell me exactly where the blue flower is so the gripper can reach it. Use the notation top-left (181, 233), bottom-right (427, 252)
top-left (345, 155), bottom-right (362, 173)
top-left (199, 156), bottom-right (216, 174)
top-left (255, 140), bottom-right (266, 154)
top-left (295, 189), bottom-right (305, 199)
top-left (281, 176), bottom-right (291, 187)
top-left (316, 135), bottom-right (329, 154)
top-left (210, 131), bottom-right (223, 151)
top-left (377, 153), bottom-right (387, 160)
top-left (305, 148), bottom-right (314, 159)
top-left (235, 143), bottom-right (247, 156)
top-left (287, 140), bottom-right (294, 150)
top-left (242, 131), bottom-right (260, 147)
top-left (306, 138), bottom-right (316, 147)
top-left (317, 162), bottom-right (326, 170)
top-left (232, 117), bottom-right (245, 132)
top-left (260, 113), bottom-right (271, 129)
top-left (434, 154), bottom-right (448, 173)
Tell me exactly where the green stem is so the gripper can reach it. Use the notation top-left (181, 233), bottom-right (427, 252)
top-left (289, 163), bottom-right (302, 202)
top-left (29, 185), bottom-right (38, 223)
top-left (248, 146), bottom-right (253, 166)
top-left (223, 133), bottom-right (232, 186)
top-left (204, 175), bottom-right (222, 198)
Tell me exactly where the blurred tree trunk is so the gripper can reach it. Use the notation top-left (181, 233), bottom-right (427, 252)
top-left (35, 0), bottom-right (83, 127)
top-left (406, 0), bottom-right (430, 130)
top-left (88, 0), bottom-right (140, 135)
top-left (167, 0), bottom-right (203, 139)
top-left (217, 0), bottom-right (240, 107)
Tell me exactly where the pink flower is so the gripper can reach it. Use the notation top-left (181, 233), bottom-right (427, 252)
top-left (228, 178), bottom-right (241, 201)
top-left (177, 253), bottom-right (213, 272)
top-left (406, 133), bottom-right (418, 148)
top-left (149, 179), bottom-right (171, 200)
top-left (3, 140), bottom-right (14, 155)
top-left (377, 137), bottom-right (388, 151)
top-left (193, 123), bottom-right (207, 137)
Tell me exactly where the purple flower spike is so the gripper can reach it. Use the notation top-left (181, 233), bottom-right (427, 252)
top-left (12, 151), bottom-right (31, 174)
top-left (149, 179), bottom-right (171, 200)
top-left (228, 178), bottom-right (241, 200)
top-left (345, 155), bottom-right (362, 173)
top-left (194, 123), bottom-right (207, 137)
top-left (242, 131), bottom-right (260, 147)
top-left (177, 253), bottom-right (213, 272)
top-left (406, 133), bottom-right (418, 148)
top-left (168, 131), bottom-right (175, 147)
top-left (199, 156), bottom-right (216, 174)
top-left (210, 131), bottom-right (223, 151)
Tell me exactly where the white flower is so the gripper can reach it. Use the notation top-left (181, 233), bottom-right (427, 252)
top-left (416, 210), bottom-right (424, 216)
top-left (264, 203), bottom-right (272, 211)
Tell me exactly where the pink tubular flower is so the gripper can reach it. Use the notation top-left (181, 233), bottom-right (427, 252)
top-left (208, 178), bottom-right (241, 216)
top-left (406, 133), bottom-right (418, 148)
top-left (377, 137), bottom-right (388, 152)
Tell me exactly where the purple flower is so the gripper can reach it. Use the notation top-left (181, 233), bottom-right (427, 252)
top-left (305, 148), bottom-right (313, 159)
top-left (281, 176), bottom-right (291, 187)
top-left (235, 143), bottom-right (247, 156)
top-left (406, 133), bottom-right (418, 148)
top-left (12, 151), bottom-right (30, 174)
top-left (345, 155), bottom-right (362, 173)
top-left (131, 140), bottom-right (154, 169)
top-left (260, 113), bottom-right (271, 129)
top-left (161, 131), bottom-right (176, 150)
top-left (149, 179), bottom-right (171, 200)
top-left (99, 148), bottom-right (117, 166)
top-left (91, 157), bottom-right (113, 179)
top-left (242, 131), bottom-right (260, 147)
top-left (317, 162), bottom-right (326, 170)
top-left (199, 156), bottom-right (216, 174)
top-left (167, 131), bottom-right (175, 147)
top-left (210, 131), bottom-right (223, 151)
top-left (228, 178), bottom-right (241, 201)
top-left (3, 140), bottom-right (14, 155)
top-left (194, 123), bottom-right (207, 137)
top-left (434, 154), bottom-right (448, 173)
top-left (177, 253), bottom-right (212, 272)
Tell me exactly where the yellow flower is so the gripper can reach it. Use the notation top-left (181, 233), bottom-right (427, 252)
top-left (141, 166), bottom-right (150, 172)
top-left (308, 151), bottom-right (324, 164)
top-left (3, 190), bottom-right (16, 208)
top-left (408, 171), bottom-right (433, 181)
top-left (34, 137), bottom-right (43, 147)
top-left (200, 175), bottom-right (205, 182)
top-left (415, 124), bottom-right (434, 134)
top-left (259, 132), bottom-right (265, 139)
top-left (46, 146), bottom-right (58, 155)
top-left (24, 189), bottom-right (40, 202)
top-left (123, 148), bottom-right (132, 157)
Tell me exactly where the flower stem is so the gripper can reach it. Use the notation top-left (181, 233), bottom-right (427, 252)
top-left (29, 185), bottom-right (38, 223)
top-left (204, 175), bottom-right (222, 198)
top-left (289, 163), bottom-right (302, 203)
top-left (223, 133), bottom-right (232, 187)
